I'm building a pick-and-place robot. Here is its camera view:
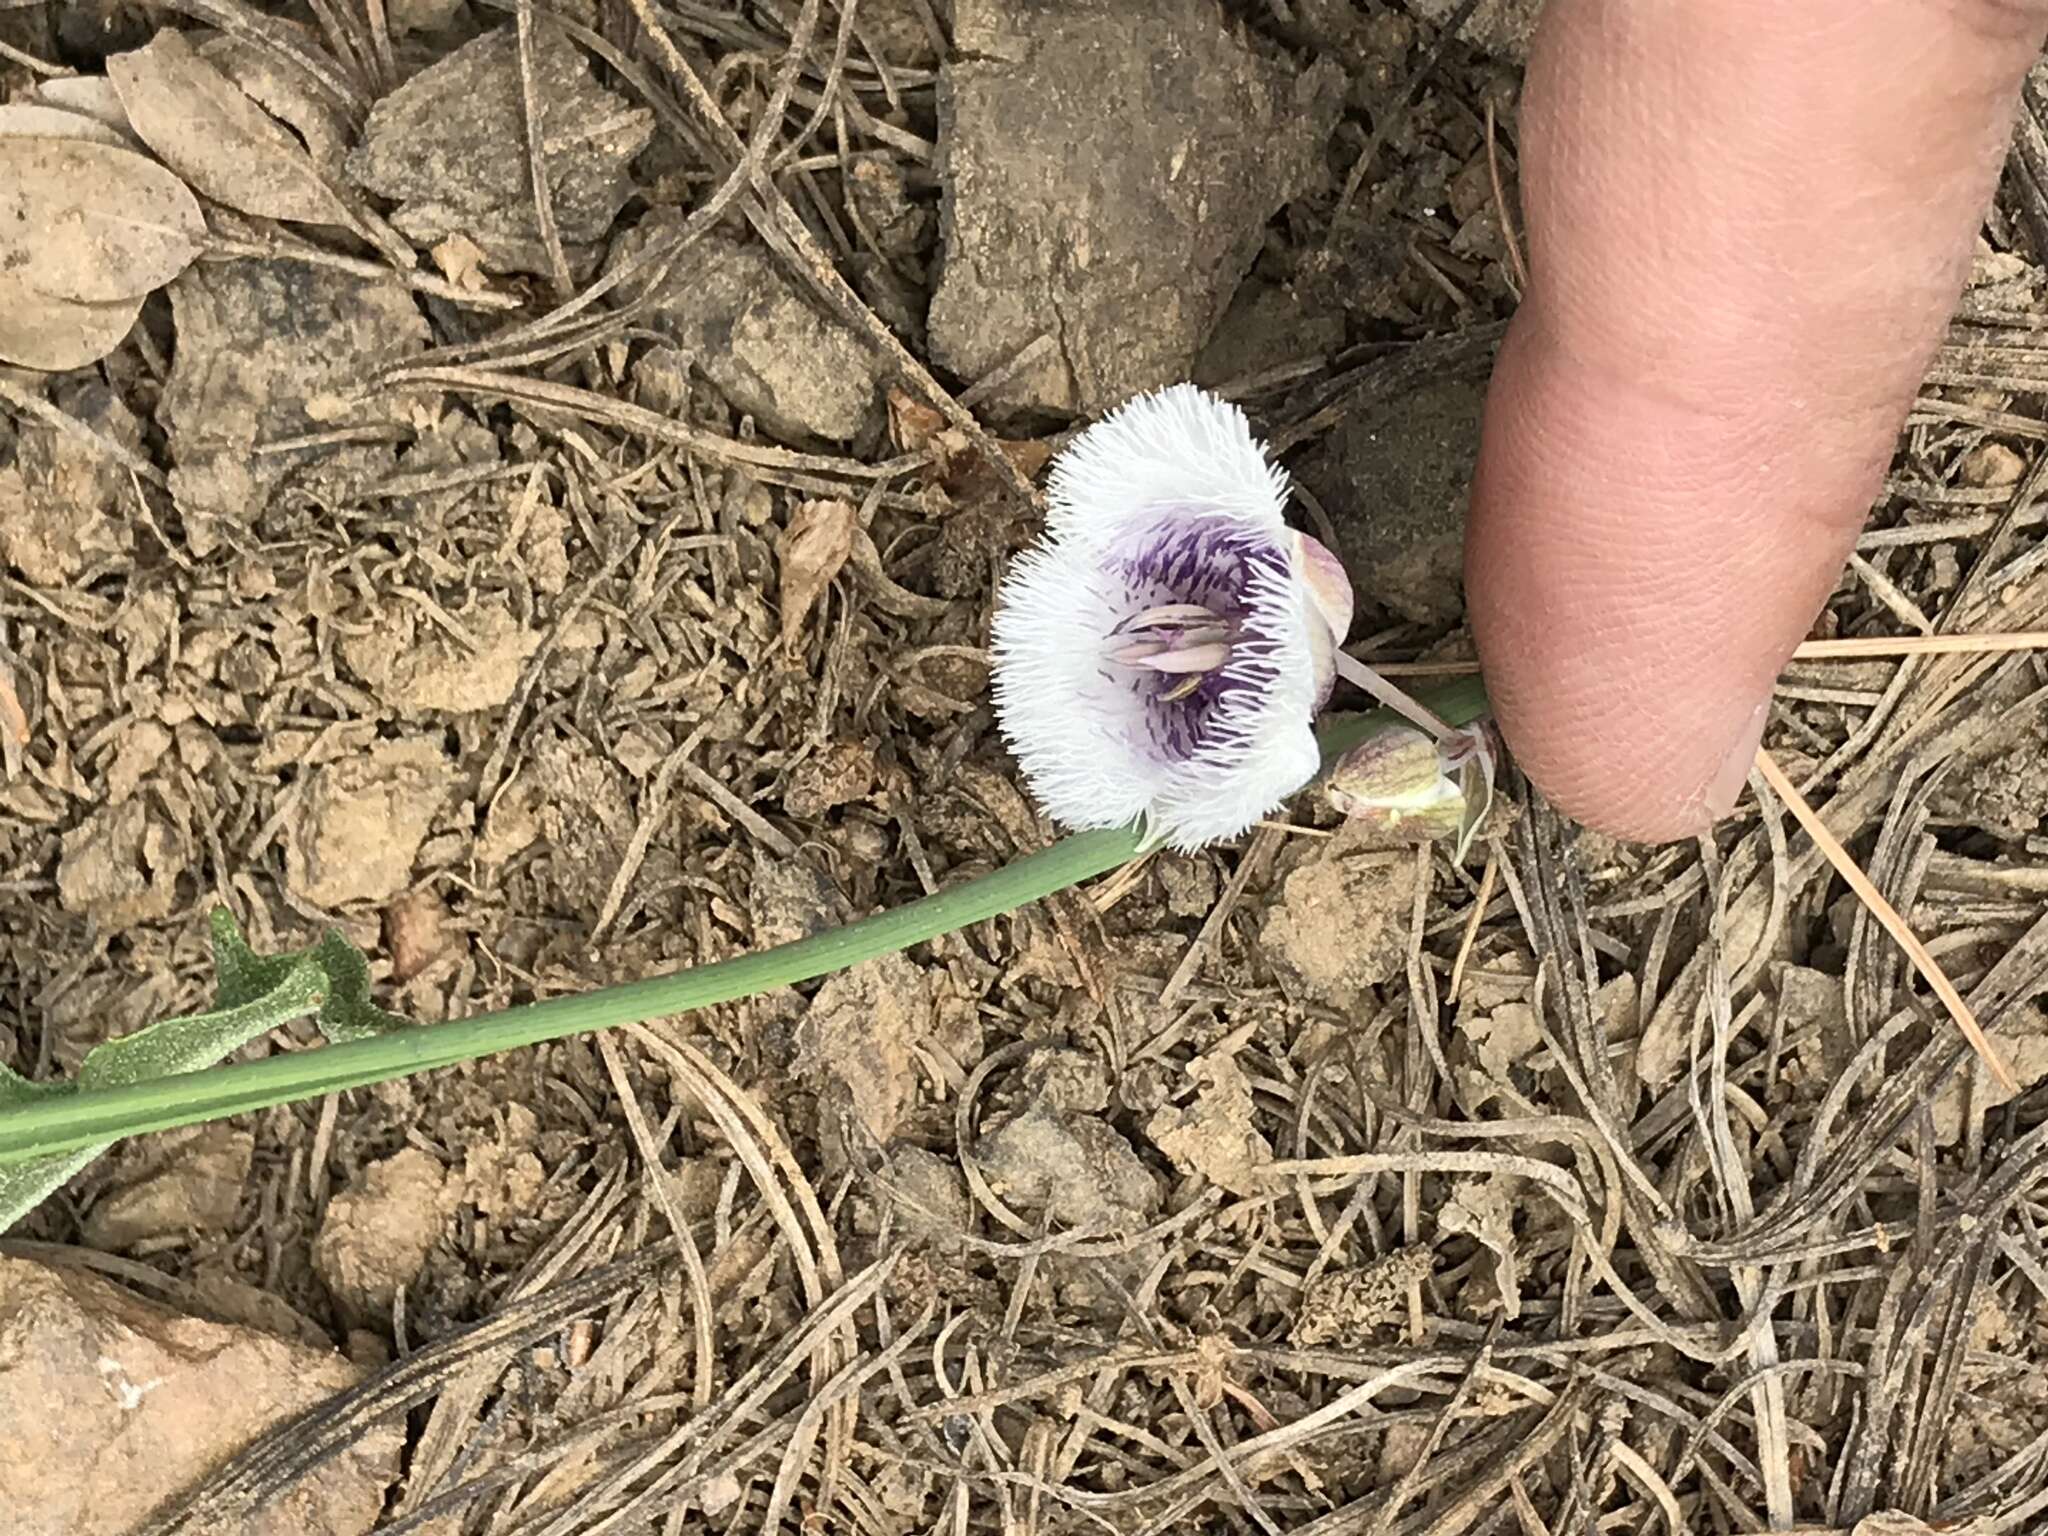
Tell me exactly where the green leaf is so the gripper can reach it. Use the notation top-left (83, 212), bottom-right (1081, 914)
top-left (310, 931), bottom-right (410, 1043)
top-left (76, 957), bottom-right (329, 1091)
top-left (0, 911), bottom-right (408, 1233)
top-left (0, 1059), bottom-right (70, 1106)
top-left (1, 954), bottom-right (329, 1233)
top-left (208, 905), bottom-right (313, 1011)
top-left (207, 909), bottom-right (411, 1042)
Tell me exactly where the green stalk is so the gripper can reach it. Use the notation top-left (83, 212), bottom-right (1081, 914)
top-left (0, 679), bottom-right (1485, 1163)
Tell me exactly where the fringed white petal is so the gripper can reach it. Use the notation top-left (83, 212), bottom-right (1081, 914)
top-left (990, 536), bottom-right (1171, 833)
top-left (1046, 384), bottom-right (1291, 551)
top-left (991, 382), bottom-right (1332, 851)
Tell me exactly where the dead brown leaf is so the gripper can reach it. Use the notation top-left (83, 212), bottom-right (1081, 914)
top-left (954, 436), bottom-right (1053, 501)
top-left (777, 498), bottom-right (859, 647)
top-left (887, 389), bottom-right (947, 452)
top-left (0, 102), bottom-right (135, 150)
top-left (0, 271), bottom-right (144, 372)
top-left (108, 29), bottom-right (352, 227)
top-left (886, 386), bottom-right (1051, 500)
top-left (197, 30), bottom-right (351, 173)
top-left (32, 76), bottom-right (136, 138)
top-left (0, 137), bottom-right (204, 303)
top-left (430, 233), bottom-right (490, 291)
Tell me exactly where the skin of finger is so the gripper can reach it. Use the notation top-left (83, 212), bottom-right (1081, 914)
top-left (1464, 0), bottom-right (2048, 842)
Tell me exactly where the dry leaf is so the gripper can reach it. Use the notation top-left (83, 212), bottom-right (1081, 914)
top-left (777, 498), bottom-right (859, 646)
top-left (887, 388), bottom-right (947, 453)
top-left (0, 102), bottom-right (135, 150)
top-left (1438, 1173), bottom-right (1524, 1320)
top-left (109, 29), bottom-right (351, 226)
top-left (0, 138), bottom-right (204, 303)
top-left (430, 233), bottom-right (490, 292)
top-left (33, 77), bottom-right (136, 137)
top-left (0, 272), bottom-right (143, 372)
top-left (197, 30), bottom-right (351, 172)
top-left (884, 387), bottom-right (1050, 500)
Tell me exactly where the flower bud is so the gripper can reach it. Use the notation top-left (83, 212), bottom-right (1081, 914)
top-left (1326, 723), bottom-right (1463, 840)
top-left (1329, 720), bottom-right (1500, 858)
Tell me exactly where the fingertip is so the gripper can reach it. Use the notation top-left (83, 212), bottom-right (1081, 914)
top-left (1465, 0), bottom-right (2047, 842)
top-left (1466, 321), bottom-right (1817, 846)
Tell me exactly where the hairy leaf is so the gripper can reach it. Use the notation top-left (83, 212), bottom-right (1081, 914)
top-left (0, 911), bottom-right (409, 1232)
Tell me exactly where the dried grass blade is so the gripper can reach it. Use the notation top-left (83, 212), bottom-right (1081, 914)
top-left (1753, 747), bottom-right (2016, 1091)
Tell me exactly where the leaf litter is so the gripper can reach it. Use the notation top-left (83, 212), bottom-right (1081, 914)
top-left (107, 29), bottom-right (354, 228)
top-left (0, 2), bottom-right (2046, 1534)
top-left (0, 100), bottom-right (136, 149)
top-left (0, 137), bottom-right (203, 301)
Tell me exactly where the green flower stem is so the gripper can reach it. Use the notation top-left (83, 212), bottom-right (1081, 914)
top-left (0, 678), bottom-right (1486, 1165)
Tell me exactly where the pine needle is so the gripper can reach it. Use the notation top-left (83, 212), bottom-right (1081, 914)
top-left (1361, 630), bottom-right (2048, 679)
top-left (1752, 747), bottom-right (2016, 1092)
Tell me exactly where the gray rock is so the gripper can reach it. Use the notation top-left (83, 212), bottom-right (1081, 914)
top-left (928, 0), bottom-right (1342, 417)
top-left (1406, 0), bottom-right (1543, 60)
top-left (608, 213), bottom-right (887, 442)
top-left (347, 23), bottom-right (653, 277)
top-left (162, 258), bottom-right (428, 528)
top-left (1193, 278), bottom-right (1346, 390)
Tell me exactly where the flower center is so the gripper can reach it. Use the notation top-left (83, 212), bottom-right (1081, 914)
top-left (1107, 602), bottom-right (1239, 700)
top-left (1092, 517), bottom-right (1295, 766)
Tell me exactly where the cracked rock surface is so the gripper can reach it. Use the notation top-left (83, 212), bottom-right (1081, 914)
top-left (928, 0), bottom-right (1341, 417)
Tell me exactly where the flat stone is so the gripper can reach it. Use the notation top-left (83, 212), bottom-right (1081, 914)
top-left (0, 1253), bottom-right (398, 1536)
top-left (346, 23), bottom-right (653, 277)
top-left (608, 216), bottom-right (887, 442)
top-left (928, 0), bottom-right (1341, 417)
top-left (162, 258), bottom-right (428, 529)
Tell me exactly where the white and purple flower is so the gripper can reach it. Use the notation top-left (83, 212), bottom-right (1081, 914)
top-left (990, 384), bottom-right (1353, 851)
